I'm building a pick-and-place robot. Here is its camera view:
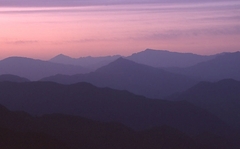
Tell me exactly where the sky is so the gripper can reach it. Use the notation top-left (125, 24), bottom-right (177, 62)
top-left (0, 0), bottom-right (240, 60)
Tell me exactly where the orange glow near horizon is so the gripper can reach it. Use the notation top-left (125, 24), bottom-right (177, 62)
top-left (1, 2), bottom-right (240, 60)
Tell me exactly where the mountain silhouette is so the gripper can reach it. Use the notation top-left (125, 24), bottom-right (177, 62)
top-left (49, 49), bottom-right (216, 69)
top-left (171, 79), bottom-right (240, 130)
top-left (166, 51), bottom-right (240, 81)
top-left (127, 49), bottom-right (215, 68)
top-left (139, 125), bottom-right (199, 149)
top-left (50, 54), bottom-right (121, 70)
top-left (2, 104), bottom-right (223, 149)
top-left (0, 104), bottom-right (68, 149)
top-left (42, 58), bottom-right (198, 98)
top-left (0, 81), bottom-right (228, 135)
top-left (0, 57), bottom-right (90, 80)
top-left (0, 74), bottom-right (29, 82)
top-left (0, 127), bottom-right (68, 149)
top-left (49, 54), bottom-right (73, 63)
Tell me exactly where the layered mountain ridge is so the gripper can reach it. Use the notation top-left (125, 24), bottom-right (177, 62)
top-left (0, 57), bottom-right (90, 80)
top-left (42, 57), bottom-right (198, 98)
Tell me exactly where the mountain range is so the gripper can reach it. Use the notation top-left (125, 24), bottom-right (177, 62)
top-left (50, 54), bottom-right (121, 70)
top-left (0, 74), bottom-right (29, 82)
top-left (1, 103), bottom-right (232, 149)
top-left (127, 49), bottom-right (216, 68)
top-left (0, 81), bottom-right (228, 135)
top-left (170, 79), bottom-right (240, 130)
top-left (1, 49), bottom-right (240, 148)
top-left (42, 57), bottom-right (198, 98)
top-left (166, 52), bottom-right (240, 81)
top-left (0, 57), bottom-right (90, 80)
top-left (49, 49), bottom-right (216, 69)
top-left (1, 49), bottom-right (239, 83)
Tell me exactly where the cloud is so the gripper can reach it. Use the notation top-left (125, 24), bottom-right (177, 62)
top-left (1, 1), bottom-right (239, 15)
top-left (0, 0), bottom-right (232, 7)
top-left (6, 40), bottom-right (38, 45)
top-left (147, 26), bottom-right (240, 40)
top-left (199, 16), bottom-right (240, 22)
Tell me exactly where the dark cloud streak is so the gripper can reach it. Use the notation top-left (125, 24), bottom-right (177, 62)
top-left (147, 26), bottom-right (240, 40)
top-left (0, 0), bottom-right (230, 7)
top-left (6, 40), bottom-right (38, 45)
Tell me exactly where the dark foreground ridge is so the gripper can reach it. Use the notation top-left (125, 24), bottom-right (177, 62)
top-left (0, 104), bottom-right (238, 149)
top-left (0, 81), bottom-right (228, 135)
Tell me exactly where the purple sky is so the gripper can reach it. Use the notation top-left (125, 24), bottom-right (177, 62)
top-left (0, 0), bottom-right (239, 59)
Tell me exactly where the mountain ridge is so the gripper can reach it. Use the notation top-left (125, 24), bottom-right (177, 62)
top-left (0, 81), bottom-right (228, 135)
top-left (2, 103), bottom-right (225, 149)
top-left (50, 54), bottom-right (121, 70)
top-left (171, 79), bottom-right (240, 130)
top-left (49, 49), bottom-right (218, 69)
top-left (42, 57), bottom-right (199, 98)
top-left (0, 74), bottom-right (30, 82)
top-left (127, 49), bottom-right (216, 67)
top-left (0, 56), bottom-right (90, 80)
top-left (166, 51), bottom-right (240, 81)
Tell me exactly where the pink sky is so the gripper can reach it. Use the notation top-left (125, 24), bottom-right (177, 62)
top-left (0, 1), bottom-right (240, 60)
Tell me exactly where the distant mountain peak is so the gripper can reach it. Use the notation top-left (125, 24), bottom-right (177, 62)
top-left (3, 56), bottom-right (31, 60)
top-left (144, 48), bottom-right (156, 52)
top-left (50, 54), bottom-right (73, 60)
top-left (95, 57), bottom-right (153, 74)
top-left (56, 53), bottom-right (68, 57)
top-left (216, 51), bottom-right (240, 58)
top-left (141, 49), bottom-right (198, 55)
top-left (49, 54), bottom-right (122, 69)
top-left (2, 56), bottom-right (41, 63)
top-left (128, 49), bottom-right (215, 68)
top-left (144, 48), bottom-right (169, 52)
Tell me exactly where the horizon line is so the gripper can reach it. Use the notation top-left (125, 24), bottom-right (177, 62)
top-left (1, 49), bottom-right (239, 61)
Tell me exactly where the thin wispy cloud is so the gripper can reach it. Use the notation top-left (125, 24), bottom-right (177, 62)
top-left (6, 40), bottom-right (38, 45)
top-left (146, 26), bottom-right (240, 41)
top-left (0, 0), bottom-right (234, 7)
top-left (1, 1), bottom-right (239, 13)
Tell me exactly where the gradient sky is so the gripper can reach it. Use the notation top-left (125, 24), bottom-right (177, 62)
top-left (0, 0), bottom-right (240, 59)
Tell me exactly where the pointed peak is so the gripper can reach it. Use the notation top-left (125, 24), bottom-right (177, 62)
top-left (95, 57), bottom-right (140, 73)
top-left (50, 54), bottom-right (73, 61)
top-left (58, 53), bottom-right (66, 56)
top-left (54, 54), bottom-right (71, 58)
